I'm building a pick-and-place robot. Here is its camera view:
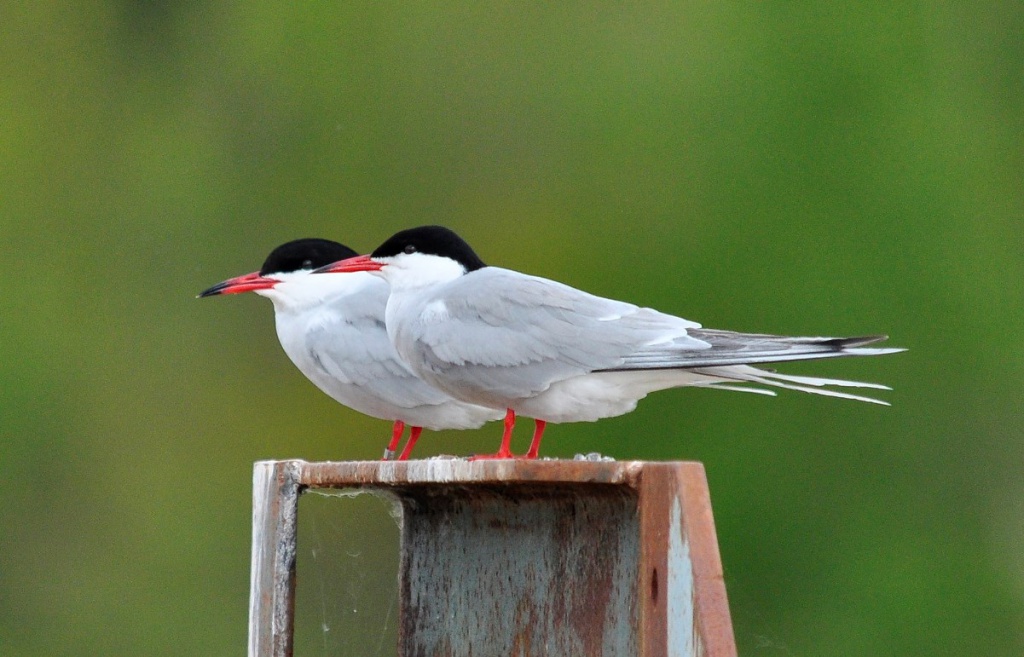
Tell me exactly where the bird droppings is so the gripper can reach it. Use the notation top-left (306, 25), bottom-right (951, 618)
top-left (406, 453), bottom-right (616, 462)
top-left (573, 452), bottom-right (616, 462)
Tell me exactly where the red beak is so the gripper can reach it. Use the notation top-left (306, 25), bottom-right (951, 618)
top-left (197, 271), bottom-right (278, 297)
top-left (313, 254), bottom-right (384, 274)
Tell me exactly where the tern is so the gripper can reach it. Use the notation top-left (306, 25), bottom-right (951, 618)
top-left (316, 226), bottom-right (905, 460)
top-left (198, 238), bottom-right (502, 460)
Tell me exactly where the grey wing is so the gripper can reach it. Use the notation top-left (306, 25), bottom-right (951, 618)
top-left (413, 268), bottom-right (709, 400)
top-left (613, 329), bottom-right (904, 370)
top-left (307, 293), bottom-right (454, 409)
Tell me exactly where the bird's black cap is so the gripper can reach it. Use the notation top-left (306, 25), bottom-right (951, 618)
top-left (370, 226), bottom-right (487, 272)
top-left (260, 239), bottom-right (359, 276)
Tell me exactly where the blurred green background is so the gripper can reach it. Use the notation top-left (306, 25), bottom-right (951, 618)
top-left (2, 2), bottom-right (1022, 655)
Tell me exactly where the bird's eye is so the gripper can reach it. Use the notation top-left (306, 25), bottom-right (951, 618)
top-left (403, 244), bottom-right (417, 254)
top-left (302, 259), bottom-right (313, 269)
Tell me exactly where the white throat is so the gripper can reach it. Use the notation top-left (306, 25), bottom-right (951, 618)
top-left (256, 270), bottom-right (378, 313)
top-left (377, 252), bottom-right (468, 293)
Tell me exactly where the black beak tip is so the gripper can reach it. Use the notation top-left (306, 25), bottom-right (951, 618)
top-left (197, 283), bottom-right (226, 298)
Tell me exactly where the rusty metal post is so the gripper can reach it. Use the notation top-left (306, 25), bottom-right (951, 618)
top-left (248, 460), bottom-right (301, 657)
top-left (636, 462), bottom-right (735, 656)
top-left (247, 459), bottom-right (736, 657)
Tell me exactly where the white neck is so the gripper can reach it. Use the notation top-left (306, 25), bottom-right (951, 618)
top-left (256, 270), bottom-right (379, 313)
top-left (377, 252), bottom-right (467, 293)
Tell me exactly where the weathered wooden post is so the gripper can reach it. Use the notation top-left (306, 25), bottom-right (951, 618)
top-left (248, 459), bottom-right (736, 657)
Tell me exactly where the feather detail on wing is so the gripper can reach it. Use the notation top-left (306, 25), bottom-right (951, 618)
top-left (600, 331), bottom-right (905, 404)
top-left (301, 298), bottom-right (455, 408)
top-left (609, 331), bottom-right (905, 370)
top-left (408, 268), bottom-right (709, 401)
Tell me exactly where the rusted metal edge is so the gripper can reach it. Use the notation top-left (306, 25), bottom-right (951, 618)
top-left (290, 458), bottom-right (651, 488)
top-left (677, 465), bottom-right (736, 657)
top-left (636, 463), bottom-right (737, 657)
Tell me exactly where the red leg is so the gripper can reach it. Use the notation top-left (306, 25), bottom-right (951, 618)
top-left (397, 426), bottom-right (423, 461)
top-left (470, 408), bottom-right (516, 460)
top-left (383, 420), bottom-right (405, 461)
top-left (524, 419), bottom-right (547, 459)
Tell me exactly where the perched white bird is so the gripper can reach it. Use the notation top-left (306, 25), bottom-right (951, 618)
top-left (198, 238), bottom-right (502, 459)
top-left (316, 226), bottom-right (905, 459)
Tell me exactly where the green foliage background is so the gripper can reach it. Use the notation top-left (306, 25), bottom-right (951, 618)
top-left (2, 3), bottom-right (1022, 655)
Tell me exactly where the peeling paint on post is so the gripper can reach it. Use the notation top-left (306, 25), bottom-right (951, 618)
top-left (248, 461), bottom-right (301, 657)
top-left (247, 459), bottom-right (736, 657)
top-left (399, 485), bottom-right (639, 655)
top-left (668, 497), bottom-right (695, 656)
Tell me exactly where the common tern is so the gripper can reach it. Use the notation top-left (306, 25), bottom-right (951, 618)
top-left (198, 238), bottom-right (502, 459)
top-left (316, 226), bottom-right (905, 459)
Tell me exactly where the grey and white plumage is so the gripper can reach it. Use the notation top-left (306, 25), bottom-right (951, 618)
top-left (264, 270), bottom-right (504, 430)
top-left (198, 238), bottom-right (502, 459)
top-left (318, 226), bottom-right (905, 458)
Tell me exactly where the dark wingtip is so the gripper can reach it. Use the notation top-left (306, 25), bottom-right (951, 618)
top-left (827, 335), bottom-right (889, 349)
